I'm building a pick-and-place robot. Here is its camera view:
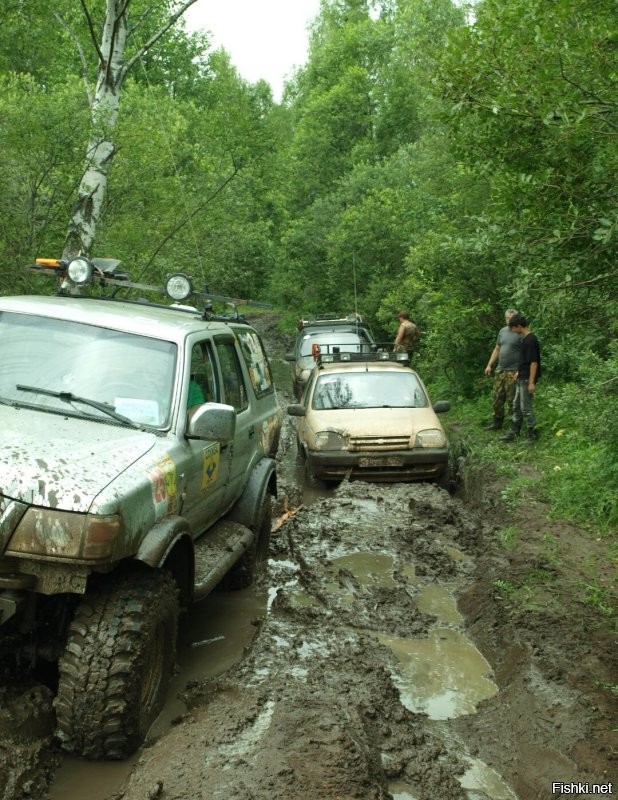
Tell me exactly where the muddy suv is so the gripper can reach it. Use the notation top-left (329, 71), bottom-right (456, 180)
top-left (285, 314), bottom-right (375, 398)
top-left (0, 259), bottom-right (282, 759)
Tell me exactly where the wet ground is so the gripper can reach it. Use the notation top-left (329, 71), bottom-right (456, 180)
top-left (0, 315), bottom-right (616, 800)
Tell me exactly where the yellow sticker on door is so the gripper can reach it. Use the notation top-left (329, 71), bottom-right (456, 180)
top-left (202, 443), bottom-right (221, 489)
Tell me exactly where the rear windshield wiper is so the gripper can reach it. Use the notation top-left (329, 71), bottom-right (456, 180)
top-left (16, 384), bottom-right (140, 428)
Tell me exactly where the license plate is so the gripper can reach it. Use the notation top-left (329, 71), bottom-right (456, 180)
top-left (358, 456), bottom-right (403, 467)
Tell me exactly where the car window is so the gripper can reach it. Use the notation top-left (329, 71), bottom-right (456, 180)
top-left (190, 341), bottom-right (219, 404)
top-left (299, 332), bottom-right (371, 357)
top-left (236, 329), bottom-right (274, 397)
top-left (312, 371), bottom-right (428, 410)
top-left (213, 339), bottom-right (249, 412)
top-left (0, 311), bottom-right (176, 427)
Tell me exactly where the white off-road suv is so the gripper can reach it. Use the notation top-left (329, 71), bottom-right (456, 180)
top-left (0, 258), bottom-right (282, 759)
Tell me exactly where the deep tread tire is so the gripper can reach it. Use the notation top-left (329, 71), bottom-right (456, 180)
top-left (54, 570), bottom-right (178, 760)
top-left (222, 495), bottom-right (272, 590)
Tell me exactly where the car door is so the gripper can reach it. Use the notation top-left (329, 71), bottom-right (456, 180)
top-left (211, 336), bottom-right (255, 505)
top-left (181, 338), bottom-right (233, 536)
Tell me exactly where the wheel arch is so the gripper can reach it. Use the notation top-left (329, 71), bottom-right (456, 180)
top-left (226, 457), bottom-right (276, 532)
top-left (135, 516), bottom-right (194, 606)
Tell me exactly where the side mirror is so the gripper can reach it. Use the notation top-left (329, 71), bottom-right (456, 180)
top-left (287, 404), bottom-right (306, 417)
top-left (433, 400), bottom-right (451, 414)
top-left (284, 352), bottom-right (295, 362)
top-left (187, 402), bottom-right (236, 441)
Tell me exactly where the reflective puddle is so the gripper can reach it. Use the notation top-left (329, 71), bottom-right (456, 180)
top-left (459, 757), bottom-right (519, 799)
top-left (377, 627), bottom-right (498, 720)
top-left (414, 584), bottom-right (463, 624)
top-left (389, 755), bottom-right (517, 800)
top-left (329, 551), bottom-right (397, 589)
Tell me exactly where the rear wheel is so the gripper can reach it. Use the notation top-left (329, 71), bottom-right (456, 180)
top-left (55, 570), bottom-right (178, 759)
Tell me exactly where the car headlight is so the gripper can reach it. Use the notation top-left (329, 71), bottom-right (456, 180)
top-left (414, 429), bottom-right (446, 448)
top-left (314, 431), bottom-right (347, 450)
top-left (7, 509), bottom-right (123, 560)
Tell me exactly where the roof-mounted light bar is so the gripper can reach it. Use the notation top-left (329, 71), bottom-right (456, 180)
top-left (26, 256), bottom-right (273, 314)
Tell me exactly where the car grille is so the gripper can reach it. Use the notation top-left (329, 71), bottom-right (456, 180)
top-left (348, 435), bottom-right (410, 451)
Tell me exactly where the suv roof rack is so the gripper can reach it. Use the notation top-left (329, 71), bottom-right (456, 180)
top-left (27, 257), bottom-right (270, 320)
top-left (316, 349), bottom-right (410, 366)
top-left (297, 312), bottom-right (365, 330)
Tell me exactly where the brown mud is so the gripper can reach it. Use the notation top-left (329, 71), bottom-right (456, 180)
top-left (0, 313), bottom-right (615, 800)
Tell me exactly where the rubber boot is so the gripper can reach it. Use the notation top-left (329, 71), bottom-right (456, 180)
top-left (500, 420), bottom-right (521, 442)
top-left (523, 426), bottom-right (538, 444)
top-left (484, 418), bottom-right (503, 431)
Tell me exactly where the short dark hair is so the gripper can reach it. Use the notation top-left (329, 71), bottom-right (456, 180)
top-left (398, 310), bottom-right (410, 320)
top-left (508, 313), bottom-right (528, 328)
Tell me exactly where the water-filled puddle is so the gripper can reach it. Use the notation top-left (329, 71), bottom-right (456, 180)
top-left (389, 756), bottom-right (516, 800)
top-left (459, 757), bottom-right (518, 799)
top-left (414, 584), bottom-right (463, 624)
top-left (329, 551), bottom-right (397, 589)
top-left (377, 627), bottom-right (498, 719)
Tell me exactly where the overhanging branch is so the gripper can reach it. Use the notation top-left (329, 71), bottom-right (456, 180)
top-left (122, 0), bottom-right (200, 78)
top-left (134, 163), bottom-right (242, 282)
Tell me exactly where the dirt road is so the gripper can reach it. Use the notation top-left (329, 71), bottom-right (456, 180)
top-left (0, 316), bottom-right (615, 800)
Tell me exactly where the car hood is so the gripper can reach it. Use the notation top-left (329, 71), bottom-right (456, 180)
top-left (0, 407), bottom-right (157, 512)
top-left (308, 406), bottom-right (443, 436)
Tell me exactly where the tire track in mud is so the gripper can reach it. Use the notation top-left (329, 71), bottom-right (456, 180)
top-left (119, 482), bottom-right (509, 800)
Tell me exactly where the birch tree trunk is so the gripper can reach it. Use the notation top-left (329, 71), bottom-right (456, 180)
top-left (63, 0), bottom-right (198, 259)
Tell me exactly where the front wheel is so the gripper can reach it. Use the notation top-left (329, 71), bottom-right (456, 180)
top-left (221, 495), bottom-right (272, 590)
top-left (55, 569), bottom-right (178, 759)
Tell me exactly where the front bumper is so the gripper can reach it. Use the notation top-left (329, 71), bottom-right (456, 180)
top-left (306, 447), bottom-right (449, 482)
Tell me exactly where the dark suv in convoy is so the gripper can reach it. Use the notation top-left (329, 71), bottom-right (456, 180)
top-left (0, 258), bottom-right (282, 759)
top-left (285, 313), bottom-right (375, 398)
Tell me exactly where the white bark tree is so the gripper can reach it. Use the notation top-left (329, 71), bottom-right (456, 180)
top-left (63, 0), bottom-right (199, 259)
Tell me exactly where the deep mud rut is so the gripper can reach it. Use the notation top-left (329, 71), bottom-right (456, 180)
top-left (0, 315), bottom-right (615, 800)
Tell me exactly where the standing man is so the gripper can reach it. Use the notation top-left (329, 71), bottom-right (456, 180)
top-left (484, 308), bottom-right (521, 430)
top-left (501, 314), bottom-right (542, 443)
top-left (393, 311), bottom-right (420, 357)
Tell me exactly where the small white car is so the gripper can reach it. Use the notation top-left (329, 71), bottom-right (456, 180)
top-left (288, 352), bottom-right (450, 483)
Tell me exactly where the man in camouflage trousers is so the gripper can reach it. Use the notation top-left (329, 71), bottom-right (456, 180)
top-left (483, 309), bottom-right (521, 430)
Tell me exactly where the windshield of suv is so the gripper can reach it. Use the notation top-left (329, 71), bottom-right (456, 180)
top-left (312, 371), bottom-right (428, 410)
top-left (0, 312), bottom-right (177, 427)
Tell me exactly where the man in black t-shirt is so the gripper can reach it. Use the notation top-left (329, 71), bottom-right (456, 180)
top-left (500, 314), bottom-right (541, 443)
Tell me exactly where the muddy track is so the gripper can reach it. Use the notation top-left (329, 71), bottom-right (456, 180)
top-left (0, 314), bottom-right (615, 800)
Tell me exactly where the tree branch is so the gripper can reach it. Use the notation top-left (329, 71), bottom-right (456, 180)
top-left (78, 0), bottom-right (105, 66)
top-left (53, 11), bottom-right (94, 105)
top-left (122, 0), bottom-right (200, 78)
top-left (132, 162), bottom-right (242, 284)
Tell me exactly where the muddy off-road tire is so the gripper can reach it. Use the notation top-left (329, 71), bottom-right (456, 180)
top-left (54, 570), bottom-right (178, 760)
top-left (221, 496), bottom-right (272, 590)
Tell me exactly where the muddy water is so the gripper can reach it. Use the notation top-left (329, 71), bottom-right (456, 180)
top-left (49, 586), bottom-right (268, 800)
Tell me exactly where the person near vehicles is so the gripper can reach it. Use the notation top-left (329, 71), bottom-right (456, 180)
top-left (500, 314), bottom-right (541, 443)
top-left (393, 311), bottom-right (420, 356)
top-left (483, 308), bottom-right (521, 430)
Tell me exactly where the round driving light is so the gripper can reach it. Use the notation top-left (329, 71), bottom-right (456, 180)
top-left (166, 273), bottom-right (193, 301)
top-left (67, 256), bottom-right (94, 285)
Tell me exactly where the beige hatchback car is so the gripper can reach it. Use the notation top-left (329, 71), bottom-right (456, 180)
top-left (287, 352), bottom-right (450, 483)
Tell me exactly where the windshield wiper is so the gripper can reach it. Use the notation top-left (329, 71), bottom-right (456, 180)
top-left (16, 384), bottom-right (140, 428)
